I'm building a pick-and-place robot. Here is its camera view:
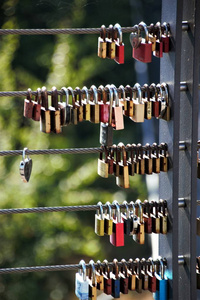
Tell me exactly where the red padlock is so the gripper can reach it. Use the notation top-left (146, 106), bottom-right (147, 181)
top-left (98, 85), bottom-right (109, 123)
top-left (110, 201), bottom-right (124, 247)
top-left (132, 22), bottom-right (152, 63)
top-left (114, 23), bottom-right (124, 64)
top-left (150, 83), bottom-right (160, 118)
top-left (162, 22), bottom-right (170, 53)
top-left (153, 22), bottom-right (163, 58)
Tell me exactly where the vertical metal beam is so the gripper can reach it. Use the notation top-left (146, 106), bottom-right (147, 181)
top-left (159, 0), bottom-right (183, 299)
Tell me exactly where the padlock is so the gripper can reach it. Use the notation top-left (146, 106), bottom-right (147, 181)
top-left (104, 201), bottom-right (113, 235)
top-left (111, 259), bottom-right (120, 298)
top-left (154, 257), bottom-right (168, 300)
top-left (130, 201), bottom-right (139, 235)
top-left (110, 201), bottom-right (124, 247)
top-left (143, 83), bottom-right (152, 120)
top-left (32, 88), bottom-right (42, 121)
top-left (106, 24), bottom-right (116, 59)
top-left (134, 144), bottom-right (140, 174)
top-left (60, 87), bottom-right (71, 126)
top-left (160, 143), bottom-right (168, 172)
top-left (143, 200), bottom-right (152, 234)
top-left (132, 22), bottom-right (152, 63)
top-left (152, 143), bottom-right (160, 173)
top-left (90, 85), bottom-right (100, 123)
top-left (131, 83), bottom-right (144, 123)
top-left (97, 25), bottom-right (107, 59)
top-left (97, 146), bottom-right (109, 178)
top-left (161, 22), bottom-right (170, 53)
top-left (19, 147), bottom-right (32, 183)
top-left (157, 83), bottom-right (167, 119)
top-left (75, 87), bottom-right (84, 123)
top-left (94, 202), bottom-right (105, 236)
top-left (151, 201), bottom-right (160, 234)
top-left (124, 85), bottom-right (134, 117)
top-left (68, 87), bottom-right (78, 125)
top-left (161, 82), bottom-right (170, 121)
top-left (135, 258), bottom-right (142, 293)
top-left (127, 143), bottom-right (135, 176)
top-left (129, 24), bottom-right (142, 50)
top-left (141, 258), bottom-right (149, 290)
top-left (133, 199), bottom-right (145, 244)
top-left (147, 257), bottom-right (157, 293)
top-left (49, 86), bottom-right (61, 133)
top-left (99, 85), bottom-right (113, 146)
top-left (103, 260), bottom-right (112, 295)
top-left (40, 86), bottom-right (51, 133)
top-left (88, 260), bottom-right (97, 300)
top-left (197, 257), bottom-right (200, 289)
top-left (116, 143), bottom-right (130, 188)
top-left (111, 84), bottom-right (124, 130)
top-left (145, 143), bottom-right (153, 175)
top-left (24, 88), bottom-right (34, 119)
top-left (96, 260), bottom-right (104, 291)
top-left (159, 199), bottom-right (168, 234)
top-left (82, 86), bottom-right (90, 121)
top-left (118, 85), bottom-right (126, 111)
top-left (128, 258), bottom-right (136, 291)
top-left (107, 147), bottom-right (114, 175)
top-left (98, 85), bottom-right (109, 123)
top-left (75, 260), bottom-right (89, 300)
top-left (120, 259), bottom-right (129, 294)
top-left (122, 200), bottom-right (132, 235)
top-left (150, 83), bottom-right (160, 118)
top-left (153, 22), bottom-right (163, 58)
top-left (113, 144), bottom-right (121, 177)
top-left (148, 24), bottom-right (156, 51)
top-left (138, 143), bottom-right (145, 175)
top-left (114, 23), bottom-right (124, 64)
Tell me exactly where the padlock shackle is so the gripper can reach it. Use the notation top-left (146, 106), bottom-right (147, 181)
top-left (67, 87), bottom-right (76, 108)
top-left (152, 142), bottom-right (159, 158)
top-left (134, 83), bottom-right (143, 104)
top-left (148, 257), bottom-right (155, 275)
top-left (36, 88), bottom-right (42, 105)
top-left (41, 86), bottom-right (49, 110)
top-left (143, 83), bottom-right (150, 100)
top-left (158, 256), bottom-right (165, 279)
top-left (114, 23), bottom-right (123, 45)
top-left (82, 86), bottom-right (89, 104)
top-left (108, 24), bottom-right (114, 40)
top-left (136, 199), bottom-right (143, 223)
top-left (106, 201), bottom-right (112, 219)
top-left (150, 83), bottom-right (158, 101)
top-left (97, 201), bottom-right (104, 220)
top-left (110, 84), bottom-right (119, 107)
top-left (118, 142), bottom-right (127, 166)
top-left (162, 22), bottom-right (169, 36)
top-left (161, 82), bottom-right (169, 105)
top-left (89, 260), bottom-right (97, 286)
top-left (103, 259), bottom-right (110, 278)
top-left (22, 147), bottom-right (29, 161)
top-left (75, 87), bottom-right (82, 106)
top-left (119, 85), bottom-right (126, 101)
top-left (90, 85), bottom-right (98, 104)
top-left (155, 21), bottom-right (162, 40)
top-left (27, 88), bottom-right (32, 101)
top-left (61, 87), bottom-right (69, 106)
top-left (135, 258), bottom-right (141, 278)
top-left (123, 200), bottom-right (130, 219)
top-left (100, 25), bottom-right (106, 41)
top-left (96, 260), bottom-right (103, 275)
top-left (130, 201), bottom-right (136, 215)
top-left (139, 21), bottom-right (149, 43)
top-left (79, 259), bottom-right (87, 281)
top-left (51, 86), bottom-right (58, 110)
top-left (125, 84), bottom-right (133, 100)
top-left (121, 258), bottom-right (128, 277)
top-left (98, 85), bottom-right (107, 104)
top-left (112, 200), bottom-right (121, 223)
top-left (113, 258), bottom-right (119, 279)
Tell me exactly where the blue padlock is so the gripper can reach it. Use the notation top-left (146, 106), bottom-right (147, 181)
top-left (154, 256), bottom-right (168, 300)
top-left (111, 258), bottom-right (121, 298)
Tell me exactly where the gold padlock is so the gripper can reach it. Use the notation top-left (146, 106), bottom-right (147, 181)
top-left (131, 83), bottom-right (144, 122)
top-left (104, 201), bottom-right (113, 235)
top-left (94, 202), bottom-right (105, 236)
top-left (98, 25), bottom-right (107, 59)
top-left (90, 85), bottom-right (100, 123)
top-left (40, 86), bottom-right (51, 133)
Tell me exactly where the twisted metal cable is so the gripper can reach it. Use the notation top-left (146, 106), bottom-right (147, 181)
top-left (0, 258), bottom-right (166, 275)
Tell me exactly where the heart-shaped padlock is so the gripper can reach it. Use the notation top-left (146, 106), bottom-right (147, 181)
top-left (19, 147), bottom-right (32, 183)
top-left (130, 25), bottom-right (142, 49)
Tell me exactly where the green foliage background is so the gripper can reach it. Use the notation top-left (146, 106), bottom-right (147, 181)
top-left (0, 0), bottom-right (160, 299)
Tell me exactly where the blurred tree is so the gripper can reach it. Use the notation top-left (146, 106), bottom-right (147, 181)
top-left (0, 0), bottom-right (160, 299)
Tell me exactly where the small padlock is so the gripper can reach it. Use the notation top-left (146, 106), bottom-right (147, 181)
top-left (111, 259), bottom-right (121, 298)
top-left (125, 85), bottom-right (134, 117)
top-left (152, 143), bottom-right (160, 173)
top-left (88, 260), bottom-right (97, 300)
top-left (138, 143), bottom-right (145, 175)
top-left (60, 87), bottom-right (71, 126)
top-left (40, 86), bottom-right (51, 133)
top-left (107, 147), bottom-right (114, 175)
top-left (133, 199), bottom-right (145, 244)
top-left (143, 83), bottom-right (152, 120)
top-left (90, 85), bottom-right (100, 123)
top-left (110, 201), bottom-right (124, 247)
top-left (132, 22), bottom-right (152, 63)
top-left (120, 259), bottom-right (129, 294)
top-left (157, 83), bottom-right (167, 119)
top-left (58, 87), bottom-right (67, 126)
top-left (118, 85), bottom-right (126, 112)
top-left (129, 25), bottom-right (142, 50)
top-left (122, 200), bottom-right (132, 235)
top-left (32, 88), bottom-right (42, 121)
top-left (96, 260), bottom-right (104, 291)
top-left (103, 260), bottom-right (112, 295)
top-left (127, 144), bottom-right (135, 176)
top-left (104, 201), bottom-right (113, 235)
top-left (82, 86), bottom-right (91, 121)
top-left (75, 87), bottom-right (83, 123)
top-left (116, 143), bottom-right (130, 189)
top-left (98, 85), bottom-right (109, 123)
top-left (132, 83), bottom-right (144, 123)
top-left (160, 143), bottom-right (169, 172)
top-left (130, 201), bottom-right (139, 235)
top-left (143, 200), bottom-right (152, 234)
top-left (159, 199), bottom-right (168, 234)
top-left (135, 258), bottom-right (142, 293)
top-left (67, 87), bottom-right (77, 125)
top-left (114, 23), bottom-right (124, 64)
top-left (150, 83), bottom-right (160, 119)
top-left (49, 86), bottom-right (61, 133)
top-left (154, 257), bottom-right (168, 300)
top-left (111, 84), bottom-right (124, 130)
top-left (113, 144), bottom-right (121, 177)
top-left (97, 146), bottom-right (109, 178)
top-left (145, 143), bottom-right (153, 175)
top-left (97, 25), bottom-right (107, 59)
top-left (147, 257), bottom-right (157, 293)
top-left (128, 258), bottom-right (136, 291)
top-left (141, 258), bottom-right (149, 290)
top-left (106, 24), bottom-right (116, 59)
top-left (19, 147), bottom-right (32, 183)
top-left (24, 88), bottom-right (34, 119)
top-left (153, 22), bottom-right (163, 58)
top-left (148, 24), bottom-right (156, 51)
top-left (161, 22), bottom-right (170, 53)
top-left (151, 201), bottom-right (160, 234)
top-left (161, 82), bottom-right (170, 121)
top-left (75, 260), bottom-right (89, 300)
top-left (94, 202), bottom-right (105, 236)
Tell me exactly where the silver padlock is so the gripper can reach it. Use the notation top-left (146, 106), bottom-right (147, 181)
top-left (19, 147), bottom-right (32, 183)
top-left (75, 260), bottom-right (89, 300)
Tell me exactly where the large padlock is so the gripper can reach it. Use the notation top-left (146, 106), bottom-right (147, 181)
top-left (154, 257), bottom-right (168, 300)
top-left (106, 24), bottom-right (115, 59)
top-left (40, 86), bottom-right (51, 133)
top-left (24, 88), bottom-right (34, 119)
top-left (132, 22), bottom-right (152, 63)
top-left (129, 24), bottom-right (142, 50)
top-left (97, 25), bottom-right (107, 59)
top-left (110, 201), bottom-right (124, 247)
top-left (111, 84), bottom-right (124, 130)
top-left (82, 86), bottom-right (90, 121)
top-left (90, 85), bottom-right (100, 123)
top-left (114, 23), bottom-right (124, 64)
top-left (131, 83), bottom-right (144, 123)
top-left (75, 260), bottom-right (89, 300)
top-left (32, 88), bottom-right (42, 121)
top-left (49, 86), bottom-right (61, 133)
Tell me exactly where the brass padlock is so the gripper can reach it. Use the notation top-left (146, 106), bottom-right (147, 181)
top-left (111, 84), bottom-right (124, 130)
top-left (32, 88), bottom-right (42, 121)
top-left (138, 144), bottom-right (145, 175)
top-left (143, 83), bottom-right (152, 120)
top-left (125, 85), bottom-right (133, 117)
top-left (75, 87), bottom-right (84, 123)
top-left (59, 87), bottom-right (71, 126)
top-left (118, 85), bottom-right (126, 112)
top-left (67, 86), bottom-right (78, 125)
top-left (96, 260), bottom-right (104, 291)
top-left (160, 143), bottom-right (169, 172)
top-left (157, 83), bottom-right (167, 120)
top-left (135, 258), bottom-right (142, 293)
top-left (40, 86), bottom-right (51, 133)
top-left (152, 142), bottom-right (160, 173)
top-left (127, 143), bottom-right (135, 176)
top-left (95, 202), bottom-right (105, 236)
top-left (144, 143), bottom-right (153, 175)
top-left (82, 86), bottom-right (91, 121)
top-left (98, 25), bottom-right (107, 59)
top-left (90, 85), bottom-right (100, 123)
top-left (24, 88), bottom-right (34, 119)
top-left (141, 258), bottom-right (149, 290)
top-left (104, 201), bottom-right (113, 235)
top-left (131, 83), bottom-right (144, 122)
top-left (113, 144), bottom-right (121, 177)
top-left (49, 86), bottom-right (61, 133)
top-left (97, 146), bottom-right (109, 178)
top-left (133, 200), bottom-right (145, 244)
top-left (159, 199), bottom-right (168, 234)
top-left (106, 24), bottom-right (115, 59)
top-left (116, 143), bottom-right (130, 188)
top-left (128, 258), bottom-right (136, 291)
